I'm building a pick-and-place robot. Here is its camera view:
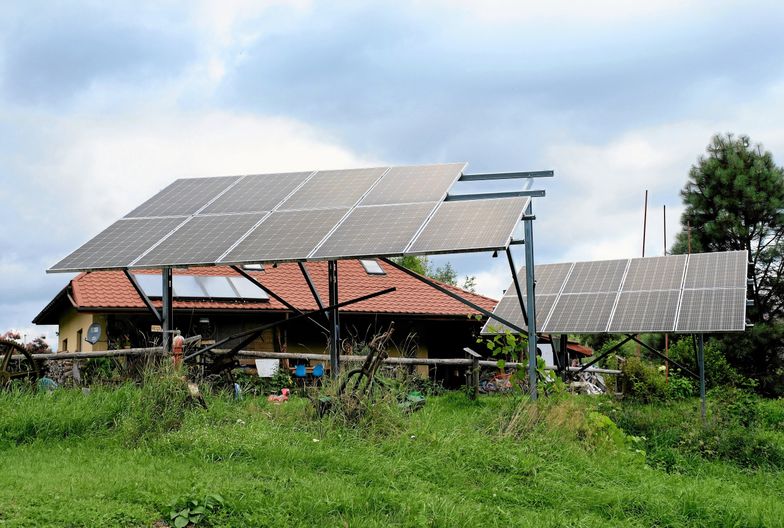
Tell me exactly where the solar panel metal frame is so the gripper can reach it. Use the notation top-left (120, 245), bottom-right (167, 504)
top-left (49, 217), bottom-right (188, 272)
top-left (48, 162), bottom-right (539, 273)
top-left (276, 167), bottom-right (388, 211)
top-left (311, 202), bottom-right (439, 259)
top-left (200, 171), bottom-right (314, 214)
top-left (608, 290), bottom-right (681, 333)
top-left (485, 251), bottom-right (748, 335)
top-left (675, 288), bottom-right (747, 332)
top-left (503, 262), bottom-right (574, 297)
top-left (481, 294), bottom-right (559, 334)
top-left (124, 176), bottom-right (240, 218)
top-left (406, 196), bottom-right (530, 256)
top-left (359, 163), bottom-right (466, 206)
top-left (219, 208), bottom-right (351, 264)
top-left (132, 213), bottom-right (268, 268)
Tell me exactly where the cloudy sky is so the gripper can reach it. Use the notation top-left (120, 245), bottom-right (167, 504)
top-left (2, 0), bottom-right (783, 345)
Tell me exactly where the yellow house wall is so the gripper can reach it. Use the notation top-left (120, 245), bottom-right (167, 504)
top-left (58, 309), bottom-right (108, 352)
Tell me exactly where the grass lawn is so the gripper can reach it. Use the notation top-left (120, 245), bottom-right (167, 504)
top-left (0, 382), bottom-right (782, 527)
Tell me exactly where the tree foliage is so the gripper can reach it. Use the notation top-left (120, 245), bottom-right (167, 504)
top-left (672, 133), bottom-right (784, 395)
top-left (391, 256), bottom-right (477, 292)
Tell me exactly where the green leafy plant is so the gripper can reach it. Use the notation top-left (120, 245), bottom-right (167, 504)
top-left (476, 323), bottom-right (529, 391)
top-left (168, 492), bottom-right (225, 527)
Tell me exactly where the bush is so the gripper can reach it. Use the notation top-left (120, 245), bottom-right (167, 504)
top-left (621, 356), bottom-right (669, 401)
top-left (668, 337), bottom-right (748, 388)
top-left (612, 391), bottom-right (784, 471)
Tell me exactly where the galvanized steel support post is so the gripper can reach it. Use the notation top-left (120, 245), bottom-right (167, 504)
top-left (505, 247), bottom-right (528, 327)
top-left (328, 260), bottom-right (340, 378)
top-left (698, 333), bottom-right (706, 423)
top-left (523, 202), bottom-right (538, 400)
top-left (161, 267), bottom-right (173, 354)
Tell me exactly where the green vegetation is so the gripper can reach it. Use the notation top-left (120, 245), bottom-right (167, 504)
top-left (392, 255), bottom-right (477, 292)
top-left (672, 133), bottom-right (784, 396)
top-left (1, 376), bottom-right (782, 527)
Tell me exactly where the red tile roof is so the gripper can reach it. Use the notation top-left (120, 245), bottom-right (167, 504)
top-left (66, 260), bottom-right (497, 317)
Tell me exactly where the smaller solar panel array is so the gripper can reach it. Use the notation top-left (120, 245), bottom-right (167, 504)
top-left (484, 251), bottom-right (748, 334)
top-left (50, 162), bottom-right (532, 272)
top-left (132, 273), bottom-right (269, 300)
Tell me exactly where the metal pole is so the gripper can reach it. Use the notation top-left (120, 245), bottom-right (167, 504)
top-left (328, 260), bottom-right (340, 378)
top-left (161, 267), bottom-right (173, 354)
top-left (523, 201), bottom-right (538, 399)
top-left (698, 333), bottom-right (706, 423)
top-left (664, 204), bottom-right (669, 382)
top-left (559, 334), bottom-right (569, 379)
top-left (505, 247), bottom-right (529, 326)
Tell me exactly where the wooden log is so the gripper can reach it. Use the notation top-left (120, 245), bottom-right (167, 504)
top-left (11, 347), bottom-right (164, 361)
top-left (231, 350), bottom-right (621, 375)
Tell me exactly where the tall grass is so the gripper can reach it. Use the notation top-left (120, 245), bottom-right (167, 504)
top-left (0, 373), bottom-right (782, 527)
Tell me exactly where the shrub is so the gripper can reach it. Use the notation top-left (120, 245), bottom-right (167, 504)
top-left (621, 356), bottom-right (669, 401)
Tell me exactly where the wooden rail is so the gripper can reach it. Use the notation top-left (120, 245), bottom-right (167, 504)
top-left (12, 343), bottom-right (620, 398)
top-left (232, 349), bottom-right (621, 374)
top-left (11, 346), bottom-right (164, 361)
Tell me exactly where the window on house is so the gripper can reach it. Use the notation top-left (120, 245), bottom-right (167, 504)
top-left (76, 329), bottom-right (82, 352)
top-left (360, 259), bottom-right (385, 275)
top-left (62, 338), bottom-right (68, 352)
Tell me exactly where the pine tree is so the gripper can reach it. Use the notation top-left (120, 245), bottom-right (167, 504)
top-left (673, 133), bottom-right (784, 395)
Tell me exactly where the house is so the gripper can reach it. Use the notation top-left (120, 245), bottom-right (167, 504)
top-left (34, 259), bottom-right (498, 382)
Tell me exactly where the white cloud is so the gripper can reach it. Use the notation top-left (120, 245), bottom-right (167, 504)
top-left (32, 110), bottom-right (376, 244)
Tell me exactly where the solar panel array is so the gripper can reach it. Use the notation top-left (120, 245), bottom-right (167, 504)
top-left (133, 273), bottom-right (269, 300)
top-left (484, 251), bottom-right (748, 334)
top-left (51, 162), bottom-right (533, 272)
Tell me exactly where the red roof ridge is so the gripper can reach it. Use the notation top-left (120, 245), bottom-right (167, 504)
top-left (43, 260), bottom-right (499, 319)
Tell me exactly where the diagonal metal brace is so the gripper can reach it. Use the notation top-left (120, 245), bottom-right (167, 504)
top-left (298, 262), bottom-right (326, 314)
top-left (627, 334), bottom-right (699, 379)
top-left (124, 270), bottom-right (162, 323)
top-left (380, 257), bottom-right (526, 334)
top-left (184, 287), bottom-right (396, 362)
top-left (574, 335), bottom-right (634, 375)
top-left (231, 265), bottom-right (329, 333)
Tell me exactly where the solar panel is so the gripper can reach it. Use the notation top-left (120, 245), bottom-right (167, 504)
top-left (135, 213), bottom-right (266, 267)
top-left (125, 176), bottom-right (239, 218)
top-left (197, 276), bottom-right (236, 298)
top-left (504, 262), bottom-right (573, 297)
top-left (676, 288), bottom-right (746, 332)
top-left (228, 276), bottom-right (269, 300)
top-left (486, 251), bottom-right (749, 335)
top-left (48, 163), bottom-right (546, 273)
top-left (312, 203), bottom-right (437, 259)
top-left (278, 167), bottom-right (386, 210)
top-left (542, 293), bottom-right (618, 333)
top-left (608, 290), bottom-right (680, 333)
top-left (200, 172), bottom-right (312, 214)
top-left (50, 217), bottom-right (185, 271)
top-left (173, 275), bottom-right (206, 297)
top-left (622, 255), bottom-right (686, 291)
top-left (562, 259), bottom-right (628, 294)
top-left (359, 163), bottom-right (465, 206)
top-left (482, 294), bottom-right (558, 334)
top-left (684, 250), bottom-right (748, 289)
top-left (133, 273), bottom-right (162, 297)
top-left (408, 197), bottom-right (529, 254)
top-left (220, 208), bottom-right (349, 263)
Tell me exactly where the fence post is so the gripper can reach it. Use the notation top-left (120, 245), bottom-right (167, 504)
top-left (464, 348), bottom-right (481, 400)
